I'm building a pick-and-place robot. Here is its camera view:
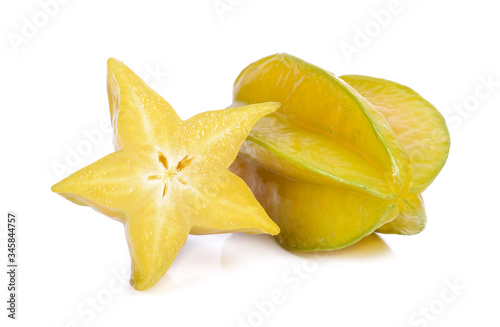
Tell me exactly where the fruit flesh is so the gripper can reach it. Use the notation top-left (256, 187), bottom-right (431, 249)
top-left (230, 53), bottom-right (450, 250)
top-left (52, 58), bottom-right (280, 290)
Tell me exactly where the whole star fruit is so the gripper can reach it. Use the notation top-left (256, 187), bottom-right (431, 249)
top-left (51, 58), bottom-right (280, 290)
top-left (229, 53), bottom-right (450, 251)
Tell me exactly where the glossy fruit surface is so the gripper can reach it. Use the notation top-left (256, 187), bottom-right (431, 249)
top-left (52, 58), bottom-right (280, 290)
top-left (230, 53), bottom-right (450, 251)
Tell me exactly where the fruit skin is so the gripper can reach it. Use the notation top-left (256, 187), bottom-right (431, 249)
top-left (231, 154), bottom-right (399, 251)
top-left (229, 53), bottom-right (450, 251)
top-left (340, 75), bottom-right (449, 234)
top-left (52, 58), bottom-right (280, 290)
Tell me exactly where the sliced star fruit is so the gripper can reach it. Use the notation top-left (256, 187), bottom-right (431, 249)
top-left (52, 58), bottom-right (280, 290)
top-left (229, 53), bottom-right (450, 251)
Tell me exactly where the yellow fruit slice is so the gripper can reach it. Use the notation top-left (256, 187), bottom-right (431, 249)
top-left (173, 170), bottom-right (279, 235)
top-left (52, 58), bottom-right (280, 290)
top-left (230, 53), bottom-right (449, 250)
top-left (340, 75), bottom-right (450, 234)
top-left (107, 58), bottom-right (181, 151)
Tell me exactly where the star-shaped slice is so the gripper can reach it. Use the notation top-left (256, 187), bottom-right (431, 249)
top-left (52, 58), bottom-right (280, 290)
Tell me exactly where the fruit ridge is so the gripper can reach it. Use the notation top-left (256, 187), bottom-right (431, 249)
top-left (230, 53), bottom-right (450, 251)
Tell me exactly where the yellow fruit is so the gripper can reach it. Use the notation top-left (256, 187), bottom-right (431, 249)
top-left (339, 75), bottom-right (449, 233)
top-left (52, 58), bottom-right (280, 290)
top-left (229, 53), bottom-right (450, 251)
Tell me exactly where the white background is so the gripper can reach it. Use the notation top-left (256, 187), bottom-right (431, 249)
top-left (1, 0), bottom-right (499, 326)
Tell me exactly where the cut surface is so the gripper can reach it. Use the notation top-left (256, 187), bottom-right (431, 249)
top-left (172, 170), bottom-right (280, 235)
top-left (52, 58), bottom-right (280, 290)
top-left (107, 58), bottom-right (181, 151)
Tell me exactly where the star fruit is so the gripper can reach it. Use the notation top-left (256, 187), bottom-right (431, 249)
top-left (229, 53), bottom-right (450, 251)
top-left (52, 58), bottom-right (280, 290)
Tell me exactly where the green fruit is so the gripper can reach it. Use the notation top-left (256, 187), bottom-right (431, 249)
top-left (229, 53), bottom-right (450, 251)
